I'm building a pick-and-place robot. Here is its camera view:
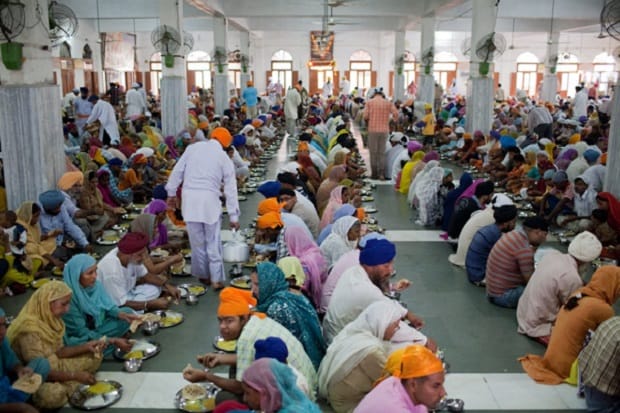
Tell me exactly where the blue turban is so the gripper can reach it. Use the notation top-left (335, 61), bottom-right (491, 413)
top-left (152, 184), bottom-right (167, 200)
top-left (233, 134), bottom-right (246, 147)
top-left (489, 130), bottom-right (501, 140)
top-left (39, 190), bottom-right (65, 210)
top-left (257, 181), bottom-right (282, 198)
top-left (500, 135), bottom-right (516, 149)
top-left (359, 239), bottom-right (396, 266)
top-left (243, 119), bottom-right (252, 126)
top-left (583, 149), bottom-right (600, 163)
top-left (254, 337), bottom-right (289, 363)
top-left (272, 105), bottom-right (281, 112)
top-left (258, 115), bottom-right (267, 123)
top-left (108, 157), bottom-right (123, 166)
top-left (543, 169), bottom-right (555, 180)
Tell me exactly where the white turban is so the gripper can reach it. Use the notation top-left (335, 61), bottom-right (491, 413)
top-left (568, 231), bottom-right (602, 263)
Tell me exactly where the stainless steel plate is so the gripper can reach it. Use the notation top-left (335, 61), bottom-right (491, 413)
top-left (212, 335), bottom-right (237, 353)
top-left (230, 275), bottom-right (251, 290)
top-left (114, 339), bottom-right (160, 361)
top-left (174, 382), bottom-right (220, 412)
top-left (69, 380), bottom-right (123, 411)
top-left (152, 310), bottom-right (184, 328)
top-left (178, 284), bottom-right (207, 298)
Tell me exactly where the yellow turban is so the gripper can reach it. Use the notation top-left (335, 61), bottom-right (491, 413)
top-left (57, 171), bottom-right (84, 191)
top-left (393, 345), bottom-right (444, 379)
top-left (257, 198), bottom-right (284, 216)
top-left (217, 287), bottom-right (256, 317)
top-left (256, 211), bottom-right (283, 230)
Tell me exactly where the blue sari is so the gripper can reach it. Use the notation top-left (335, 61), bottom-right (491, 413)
top-left (255, 262), bottom-right (326, 370)
top-left (442, 172), bottom-right (473, 231)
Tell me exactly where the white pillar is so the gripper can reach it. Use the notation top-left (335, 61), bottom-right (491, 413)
top-left (418, 17), bottom-right (435, 106)
top-left (213, 17), bottom-right (228, 116)
top-left (159, 0), bottom-right (186, 137)
top-left (540, 32), bottom-right (560, 103)
top-left (0, 0), bottom-right (64, 209)
top-left (604, 92), bottom-right (620, 197)
top-left (394, 31), bottom-right (406, 101)
top-left (239, 31), bottom-right (251, 99)
top-left (466, 0), bottom-right (497, 134)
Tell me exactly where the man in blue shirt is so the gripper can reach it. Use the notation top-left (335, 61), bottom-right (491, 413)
top-left (38, 190), bottom-right (92, 258)
top-left (465, 205), bottom-right (517, 285)
top-left (242, 80), bottom-right (259, 119)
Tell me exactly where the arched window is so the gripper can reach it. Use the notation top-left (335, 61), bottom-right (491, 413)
top-left (403, 51), bottom-right (416, 87)
top-left (432, 52), bottom-right (457, 92)
top-left (591, 52), bottom-right (617, 96)
top-left (59, 42), bottom-right (71, 58)
top-left (271, 49), bottom-right (293, 91)
top-left (187, 51), bottom-right (212, 90)
top-left (557, 53), bottom-right (580, 98)
top-left (228, 49), bottom-right (242, 91)
top-left (149, 52), bottom-right (162, 96)
top-left (515, 52), bottom-right (539, 98)
top-left (349, 50), bottom-right (372, 93)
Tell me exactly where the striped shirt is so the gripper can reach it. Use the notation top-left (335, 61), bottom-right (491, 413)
top-left (364, 96), bottom-right (398, 133)
top-left (578, 316), bottom-right (620, 396)
top-left (485, 228), bottom-right (534, 297)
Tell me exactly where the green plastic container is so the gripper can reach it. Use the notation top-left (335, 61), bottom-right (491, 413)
top-left (164, 54), bottom-right (174, 68)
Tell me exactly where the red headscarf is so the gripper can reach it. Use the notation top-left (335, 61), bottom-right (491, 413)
top-left (597, 192), bottom-right (620, 232)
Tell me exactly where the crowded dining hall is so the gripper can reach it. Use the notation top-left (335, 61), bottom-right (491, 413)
top-left (0, 0), bottom-right (619, 412)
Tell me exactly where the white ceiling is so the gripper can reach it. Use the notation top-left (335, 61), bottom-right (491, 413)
top-left (59, 0), bottom-right (607, 35)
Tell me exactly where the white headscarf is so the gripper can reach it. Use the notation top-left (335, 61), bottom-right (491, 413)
top-left (415, 166), bottom-right (445, 226)
top-left (319, 216), bottom-right (359, 268)
top-left (407, 160), bottom-right (440, 205)
top-left (318, 300), bottom-right (406, 398)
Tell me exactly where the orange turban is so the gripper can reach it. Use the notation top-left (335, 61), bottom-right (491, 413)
top-left (569, 133), bottom-right (581, 144)
top-left (256, 211), bottom-right (284, 230)
top-left (217, 287), bottom-right (256, 317)
top-left (211, 127), bottom-right (233, 148)
top-left (600, 152), bottom-right (607, 165)
top-left (252, 119), bottom-right (264, 128)
top-left (257, 198), bottom-right (283, 216)
top-left (297, 142), bottom-right (310, 152)
top-left (374, 346), bottom-right (409, 385)
top-left (442, 127), bottom-right (452, 134)
top-left (57, 171), bottom-right (84, 191)
top-left (393, 345), bottom-right (444, 379)
top-left (463, 133), bottom-right (472, 140)
top-left (198, 121), bottom-right (209, 129)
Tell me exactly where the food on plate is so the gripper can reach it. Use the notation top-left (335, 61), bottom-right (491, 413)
top-left (87, 381), bottom-right (115, 395)
top-left (181, 384), bottom-right (207, 401)
top-left (124, 350), bottom-right (144, 360)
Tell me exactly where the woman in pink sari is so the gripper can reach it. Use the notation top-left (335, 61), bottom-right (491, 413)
top-left (283, 227), bottom-right (328, 310)
top-left (319, 186), bottom-right (349, 231)
top-left (96, 170), bottom-right (119, 207)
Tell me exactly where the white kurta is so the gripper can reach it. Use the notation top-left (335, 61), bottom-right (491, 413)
top-left (86, 100), bottom-right (120, 144)
top-left (284, 88), bottom-right (301, 120)
top-left (448, 207), bottom-right (495, 267)
top-left (516, 251), bottom-right (583, 337)
top-left (323, 265), bottom-right (427, 347)
top-left (125, 88), bottom-right (146, 118)
top-left (97, 248), bottom-right (151, 306)
top-left (166, 140), bottom-right (239, 224)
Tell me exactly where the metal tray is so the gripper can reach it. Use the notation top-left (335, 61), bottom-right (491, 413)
top-left (69, 380), bottom-right (123, 411)
top-left (96, 237), bottom-right (119, 245)
top-left (171, 264), bottom-right (193, 277)
top-left (174, 383), bottom-right (220, 412)
top-left (178, 284), bottom-right (207, 298)
top-left (212, 335), bottom-right (237, 353)
top-left (230, 275), bottom-right (251, 290)
top-left (114, 339), bottom-right (160, 361)
top-left (152, 310), bottom-right (184, 328)
top-left (364, 206), bottom-right (378, 213)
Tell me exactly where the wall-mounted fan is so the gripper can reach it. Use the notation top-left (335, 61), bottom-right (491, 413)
top-left (151, 24), bottom-right (181, 68)
top-left (460, 37), bottom-right (471, 57)
top-left (212, 46), bottom-right (227, 73)
top-left (0, 0), bottom-right (26, 70)
top-left (182, 30), bottom-right (194, 56)
top-left (49, 1), bottom-right (78, 44)
top-left (421, 47), bottom-right (434, 75)
top-left (600, 0), bottom-right (620, 41)
top-left (475, 32), bottom-right (506, 76)
top-left (547, 54), bottom-right (559, 74)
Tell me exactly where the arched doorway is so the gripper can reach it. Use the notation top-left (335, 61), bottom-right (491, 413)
top-left (148, 52), bottom-right (163, 96)
top-left (432, 51), bottom-right (457, 93)
top-left (390, 50), bottom-right (415, 98)
top-left (556, 53), bottom-right (580, 98)
top-left (186, 50), bottom-right (212, 94)
top-left (588, 52), bottom-right (617, 96)
top-left (269, 50), bottom-right (295, 92)
top-left (512, 52), bottom-right (540, 98)
top-left (347, 50), bottom-right (373, 97)
top-left (59, 41), bottom-right (75, 95)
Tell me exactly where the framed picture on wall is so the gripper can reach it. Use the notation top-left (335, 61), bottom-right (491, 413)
top-left (310, 31), bottom-right (335, 61)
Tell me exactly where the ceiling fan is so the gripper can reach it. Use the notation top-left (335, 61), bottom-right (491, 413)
top-left (326, 6), bottom-right (359, 26)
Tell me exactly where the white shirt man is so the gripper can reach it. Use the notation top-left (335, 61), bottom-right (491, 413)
top-left (165, 129), bottom-right (240, 288)
top-left (284, 87), bottom-right (301, 137)
top-left (125, 83), bottom-right (147, 118)
top-left (86, 96), bottom-right (120, 145)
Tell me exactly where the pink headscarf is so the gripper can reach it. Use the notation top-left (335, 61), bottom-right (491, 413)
top-left (456, 178), bottom-right (484, 202)
top-left (284, 227), bottom-right (328, 309)
top-left (242, 359), bottom-right (282, 412)
top-left (319, 185), bottom-right (346, 230)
